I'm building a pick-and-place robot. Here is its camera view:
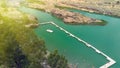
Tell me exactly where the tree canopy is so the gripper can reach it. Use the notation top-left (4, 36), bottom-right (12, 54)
top-left (0, 1), bottom-right (69, 68)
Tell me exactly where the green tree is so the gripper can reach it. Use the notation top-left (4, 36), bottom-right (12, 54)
top-left (0, 2), bottom-right (69, 68)
top-left (0, 24), bottom-right (29, 68)
top-left (48, 50), bottom-right (69, 68)
top-left (6, 39), bottom-right (29, 68)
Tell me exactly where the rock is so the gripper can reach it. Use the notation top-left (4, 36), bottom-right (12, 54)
top-left (51, 9), bottom-right (102, 25)
top-left (63, 17), bottom-right (75, 23)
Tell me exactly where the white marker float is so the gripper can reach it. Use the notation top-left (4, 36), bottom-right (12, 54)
top-left (40, 22), bottom-right (116, 68)
top-left (46, 29), bottom-right (53, 33)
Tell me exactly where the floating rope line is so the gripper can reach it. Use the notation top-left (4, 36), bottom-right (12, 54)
top-left (39, 22), bottom-right (116, 68)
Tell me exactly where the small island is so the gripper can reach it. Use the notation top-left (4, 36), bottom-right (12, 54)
top-left (51, 8), bottom-right (103, 25)
top-left (22, 0), bottom-right (106, 25)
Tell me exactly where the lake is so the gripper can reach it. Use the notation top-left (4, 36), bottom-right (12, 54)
top-left (20, 7), bottom-right (120, 68)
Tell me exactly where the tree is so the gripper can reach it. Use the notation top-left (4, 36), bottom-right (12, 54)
top-left (48, 50), bottom-right (69, 68)
top-left (0, 2), bottom-right (69, 68)
top-left (6, 42), bottom-right (29, 68)
top-left (4, 32), bottom-right (29, 68)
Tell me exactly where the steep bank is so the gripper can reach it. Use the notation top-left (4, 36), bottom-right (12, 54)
top-left (56, 0), bottom-right (120, 17)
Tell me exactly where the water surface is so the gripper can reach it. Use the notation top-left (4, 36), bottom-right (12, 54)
top-left (20, 7), bottom-right (120, 68)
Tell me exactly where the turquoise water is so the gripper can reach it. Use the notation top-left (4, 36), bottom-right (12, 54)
top-left (20, 7), bottom-right (120, 68)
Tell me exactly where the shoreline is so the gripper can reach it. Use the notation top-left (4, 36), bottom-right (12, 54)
top-left (22, 1), bottom-right (106, 26)
top-left (56, 1), bottom-right (120, 18)
top-left (55, 5), bottom-right (120, 18)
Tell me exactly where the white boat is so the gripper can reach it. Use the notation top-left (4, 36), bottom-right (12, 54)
top-left (46, 29), bottom-right (53, 33)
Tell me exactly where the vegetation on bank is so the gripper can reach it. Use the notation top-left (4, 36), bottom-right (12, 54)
top-left (0, 1), bottom-right (69, 68)
top-left (22, 0), bottom-right (48, 12)
top-left (26, 0), bottom-right (45, 5)
top-left (48, 50), bottom-right (69, 68)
